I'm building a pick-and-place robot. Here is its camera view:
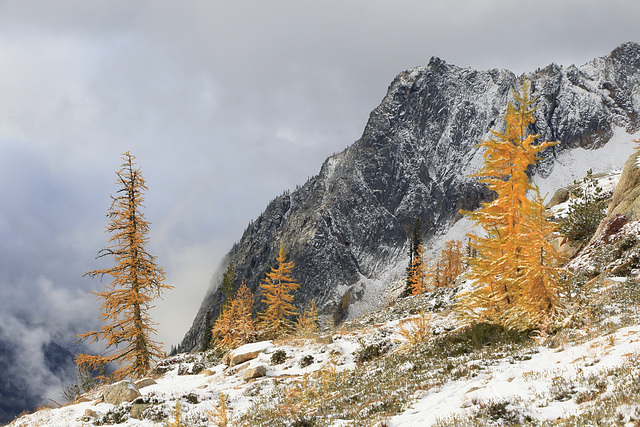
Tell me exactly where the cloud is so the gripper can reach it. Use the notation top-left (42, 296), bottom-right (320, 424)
top-left (0, 278), bottom-right (94, 422)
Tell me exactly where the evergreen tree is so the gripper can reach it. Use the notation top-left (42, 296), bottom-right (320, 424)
top-left (77, 152), bottom-right (172, 380)
top-left (558, 169), bottom-right (607, 243)
top-left (220, 262), bottom-right (237, 310)
top-left (411, 218), bottom-right (422, 261)
top-left (201, 311), bottom-right (213, 352)
top-left (460, 80), bottom-right (561, 330)
top-left (259, 247), bottom-right (300, 337)
top-left (212, 283), bottom-right (256, 351)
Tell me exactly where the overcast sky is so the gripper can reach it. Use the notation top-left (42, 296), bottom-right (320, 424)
top-left (0, 0), bottom-right (639, 402)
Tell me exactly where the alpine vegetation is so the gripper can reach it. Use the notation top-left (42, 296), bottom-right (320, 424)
top-left (77, 152), bottom-right (173, 381)
top-left (459, 80), bottom-right (564, 332)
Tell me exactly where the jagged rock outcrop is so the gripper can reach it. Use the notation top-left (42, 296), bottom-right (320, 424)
top-left (568, 147), bottom-right (640, 276)
top-left (179, 42), bottom-right (640, 352)
top-left (607, 150), bottom-right (640, 220)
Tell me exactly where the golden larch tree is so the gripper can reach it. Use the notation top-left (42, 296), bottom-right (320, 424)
top-left (211, 282), bottom-right (257, 351)
top-left (460, 79), bottom-right (560, 330)
top-left (295, 299), bottom-right (319, 336)
top-left (407, 244), bottom-right (430, 295)
top-left (439, 240), bottom-right (466, 287)
top-left (507, 193), bottom-right (565, 330)
top-left (259, 247), bottom-right (300, 337)
top-left (77, 152), bottom-right (172, 380)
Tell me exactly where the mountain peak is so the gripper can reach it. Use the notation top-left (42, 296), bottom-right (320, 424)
top-left (179, 45), bottom-right (640, 353)
top-left (608, 41), bottom-right (640, 65)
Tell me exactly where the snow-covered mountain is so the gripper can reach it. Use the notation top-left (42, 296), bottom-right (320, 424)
top-left (179, 42), bottom-right (640, 353)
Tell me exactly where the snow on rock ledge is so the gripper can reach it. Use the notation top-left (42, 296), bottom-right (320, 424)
top-left (222, 340), bottom-right (274, 367)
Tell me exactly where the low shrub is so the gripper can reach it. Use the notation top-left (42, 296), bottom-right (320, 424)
top-left (270, 350), bottom-right (287, 365)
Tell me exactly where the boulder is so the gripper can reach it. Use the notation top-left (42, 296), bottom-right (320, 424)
top-left (554, 237), bottom-right (582, 259)
top-left (130, 403), bottom-right (151, 420)
top-left (315, 335), bottom-right (333, 344)
top-left (223, 341), bottom-right (273, 367)
top-left (102, 381), bottom-right (141, 405)
top-left (546, 187), bottom-right (572, 209)
top-left (242, 364), bottom-right (267, 381)
top-left (605, 151), bottom-right (640, 221)
top-left (134, 378), bottom-right (156, 389)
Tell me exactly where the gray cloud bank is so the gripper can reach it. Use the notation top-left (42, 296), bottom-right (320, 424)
top-left (0, 0), bottom-right (638, 419)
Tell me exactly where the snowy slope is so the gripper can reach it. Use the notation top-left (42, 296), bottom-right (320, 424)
top-left (391, 322), bottom-right (640, 426)
top-left (12, 272), bottom-right (640, 426)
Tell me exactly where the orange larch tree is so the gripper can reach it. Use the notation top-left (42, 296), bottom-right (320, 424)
top-left (407, 244), bottom-right (430, 295)
top-left (460, 79), bottom-right (560, 330)
top-left (508, 193), bottom-right (564, 330)
top-left (259, 247), bottom-right (300, 337)
top-left (439, 239), bottom-right (465, 287)
top-left (77, 152), bottom-right (172, 380)
top-left (295, 299), bottom-right (319, 336)
top-left (212, 282), bottom-right (257, 351)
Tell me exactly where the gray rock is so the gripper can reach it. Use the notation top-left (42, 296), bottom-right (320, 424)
top-left (134, 378), bottom-right (156, 389)
top-left (606, 151), bottom-right (640, 221)
top-left (130, 403), bottom-right (151, 420)
top-left (555, 237), bottom-right (582, 259)
top-left (315, 335), bottom-right (333, 344)
top-left (223, 341), bottom-right (273, 367)
top-left (102, 381), bottom-right (141, 405)
top-left (84, 409), bottom-right (98, 418)
top-left (229, 350), bottom-right (260, 367)
top-left (546, 187), bottom-right (571, 209)
top-left (179, 42), bottom-right (640, 353)
top-left (242, 365), bottom-right (267, 381)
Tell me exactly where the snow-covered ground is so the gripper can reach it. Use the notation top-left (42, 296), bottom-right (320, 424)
top-left (9, 332), bottom-right (365, 426)
top-left (390, 323), bottom-right (640, 426)
top-left (11, 276), bottom-right (640, 427)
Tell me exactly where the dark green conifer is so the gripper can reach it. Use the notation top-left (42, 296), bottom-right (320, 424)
top-left (558, 170), bottom-right (607, 244)
top-left (220, 262), bottom-right (238, 310)
top-left (201, 311), bottom-right (213, 351)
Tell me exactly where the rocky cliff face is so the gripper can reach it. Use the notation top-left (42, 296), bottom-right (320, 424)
top-left (179, 42), bottom-right (640, 352)
top-left (606, 150), bottom-right (640, 221)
